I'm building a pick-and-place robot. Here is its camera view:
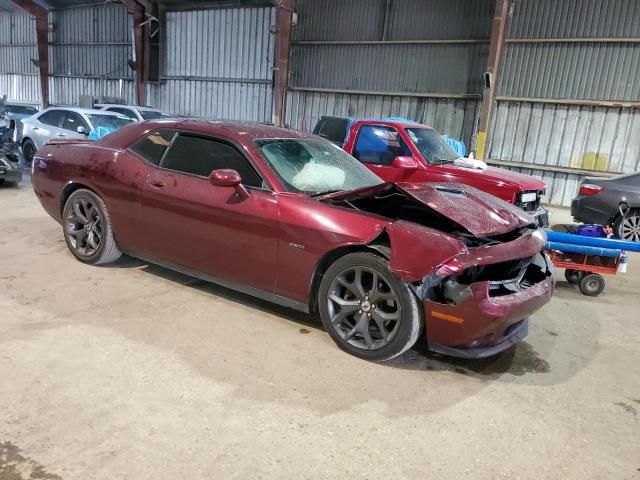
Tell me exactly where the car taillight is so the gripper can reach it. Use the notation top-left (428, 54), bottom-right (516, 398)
top-left (579, 184), bottom-right (604, 196)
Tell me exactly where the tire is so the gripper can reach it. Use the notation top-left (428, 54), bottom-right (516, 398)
top-left (62, 189), bottom-right (122, 265)
top-left (579, 273), bottom-right (605, 297)
top-left (615, 209), bottom-right (640, 242)
top-left (22, 138), bottom-right (36, 164)
top-left (564, 269), bottom-right (583, 284)
top-left (318, 252), bottom-right (423, 361)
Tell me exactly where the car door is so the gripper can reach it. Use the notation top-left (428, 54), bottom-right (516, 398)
top-left (352, 124), bottom-right (424, 183)
top-left (59, 111), bottom-right (90, 139)
top-left (138, 132), bottom-right (279, 293)
top-left (31, 110), bottom-right (66, 149)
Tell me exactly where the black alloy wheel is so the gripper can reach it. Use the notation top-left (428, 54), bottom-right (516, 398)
top-left (319, 252), bottom-right (422, 361)
top-left (62, 189), bottom-right (122, 265)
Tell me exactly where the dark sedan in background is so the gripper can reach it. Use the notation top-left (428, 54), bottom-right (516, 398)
top-left (571, 172), bottom-right (640, 241)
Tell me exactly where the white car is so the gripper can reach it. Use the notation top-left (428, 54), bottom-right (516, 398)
top-left (95, 104), bottom-right (170, 121)
top-left (18, 107), bottom-right (133, 163)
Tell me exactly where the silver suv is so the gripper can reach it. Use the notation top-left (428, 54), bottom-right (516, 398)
top-left (18, 107), bottom-right (132, 163)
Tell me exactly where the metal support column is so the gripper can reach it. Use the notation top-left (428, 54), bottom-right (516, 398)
top-left (121, 0), bottom-right (147, 105)
top-left (272, 0), bottom-right (294, 127)
top-left (9, 0), bottom-right (49, 108)
top-left (476, 0), bottom-right (512, 160)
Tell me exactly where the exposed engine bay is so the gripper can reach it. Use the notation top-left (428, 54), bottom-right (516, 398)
top-left (322, 182), bottom-right (553, 305)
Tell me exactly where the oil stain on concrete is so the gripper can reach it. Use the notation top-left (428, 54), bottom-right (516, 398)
top-left (0, 442), bottom-right (61, 480)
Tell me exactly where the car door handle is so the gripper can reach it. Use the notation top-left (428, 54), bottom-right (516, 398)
top-left (57, 133), bottom-right (66, 137)
top-left (150, 180), bottom-right (165, 189)
top-left (33, 127), bottom-right (40, 131)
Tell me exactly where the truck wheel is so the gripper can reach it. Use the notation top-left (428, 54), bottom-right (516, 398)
top-left (579, 273), bottom-right (605, 297)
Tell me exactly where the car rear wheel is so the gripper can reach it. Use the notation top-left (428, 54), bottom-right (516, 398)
top-left (62, 189), bottom-right (122, 265)
top-left (22, 139), bottom-right (36, 164)
top-left (616, 210), bottom-right (640, 242)
top-left (318, 252), bottom-right (423, 361)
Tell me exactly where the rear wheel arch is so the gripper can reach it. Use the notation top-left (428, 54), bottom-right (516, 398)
top-left (61, 182), bottom-right (96, 215)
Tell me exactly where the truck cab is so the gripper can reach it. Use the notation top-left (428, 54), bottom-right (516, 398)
top-left (313, 116), bottom-right (548, 226)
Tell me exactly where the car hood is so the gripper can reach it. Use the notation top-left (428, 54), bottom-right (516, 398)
top-left (430, 163), bottom-right (547, 191)
top-left (320, 182), bottom-right (536, 237)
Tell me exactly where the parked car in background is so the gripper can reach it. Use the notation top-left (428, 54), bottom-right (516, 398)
top-left (313, 116), bottom-right (549, 226)
top-left (94, 104), bottom-right (170, 121)
top-left (0, 126), bottom-right (21, 186)
top-left (0, 102), bottom-right (38, 130)
top-left (571, 172), bottom-right (640, 242)
top-left (32, 119), bottom-right (553, 361)
top-left (18, 107), bottom-right (133, 163)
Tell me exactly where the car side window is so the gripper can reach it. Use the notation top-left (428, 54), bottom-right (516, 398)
top-left (61, 112), bottom-right (88, 132)
top-left (160, 133), bottom-right (263, 188)
top-left (130, 130), bottom-right (176, 165)
top-left (38, 110), bottom-right (65, 127)
top-left (353, 125), bottom-right (411, 165)
top-left (108, 107), bottom-right (137, 120)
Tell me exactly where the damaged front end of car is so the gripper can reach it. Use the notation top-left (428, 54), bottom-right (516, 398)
top-left (321, 182), bottom-right (555, 358)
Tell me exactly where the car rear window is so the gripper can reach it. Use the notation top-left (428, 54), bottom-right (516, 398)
top-left (313, 117), bottom-right (349, 146)
top-left (6, 105), bottom-right (37, 115)
top-left (130, 130), bottom-right (175, 165)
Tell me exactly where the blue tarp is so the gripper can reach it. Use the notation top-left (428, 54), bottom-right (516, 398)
top-left (88, 126), bottom-right (117, 141)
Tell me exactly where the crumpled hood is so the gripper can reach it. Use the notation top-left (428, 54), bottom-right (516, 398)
top-left (395, 182), bottom-right (535, 237)
top-left (319, 182), bottom-right (536, 237)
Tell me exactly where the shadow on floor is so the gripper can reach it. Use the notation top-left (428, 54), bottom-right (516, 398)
top-left (106, 255), bottom-right (551, 379)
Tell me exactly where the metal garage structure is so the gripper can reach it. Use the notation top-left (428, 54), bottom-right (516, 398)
top-left (1, 0), bottom-right (639, 205)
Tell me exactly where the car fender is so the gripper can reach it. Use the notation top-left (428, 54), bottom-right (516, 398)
top-left (384, 221), bottom-right (467, 283)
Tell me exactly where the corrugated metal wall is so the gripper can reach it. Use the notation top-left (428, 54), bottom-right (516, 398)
top-left (487, 0), bottom-right (640, 206)
top-left (287, 0), bottom-right (493, 144)
top-left (47, 4), bottom-right (135, 105)
top-left (0, 12), bottom-right (40, 104)
top-left (147, 7), bottom-right (275, 122)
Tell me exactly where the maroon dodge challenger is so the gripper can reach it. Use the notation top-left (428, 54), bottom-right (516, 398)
top-left (32, 119), bottom-right (554, 361)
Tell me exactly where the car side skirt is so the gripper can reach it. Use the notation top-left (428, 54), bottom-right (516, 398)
top-left (134, 253), bottom-right (310, 314)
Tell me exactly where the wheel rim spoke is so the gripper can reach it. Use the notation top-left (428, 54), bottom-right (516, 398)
top-left (327, 265), bottom-right (402, 351)
top-left (65, 195), bottom-right (103, 257)
top-left (73, 201), bottom-right (88, 223)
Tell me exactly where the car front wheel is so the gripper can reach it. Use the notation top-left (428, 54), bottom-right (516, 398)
top-left (62, 189), bottom-right (122, 265)
top-left (22, 139), bottom-right (36, 164)
top-left (318, 252), bottom-right (423, 361)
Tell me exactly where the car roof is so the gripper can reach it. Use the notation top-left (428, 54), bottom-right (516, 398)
top-left (97, 104), bottom-right (162, 112)
top-left (144, 119), bottom-right (309, 140)
top-left (41, 106), bottom-right (130, 118)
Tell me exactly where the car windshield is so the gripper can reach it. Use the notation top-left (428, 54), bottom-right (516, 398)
top-left (405, 127), bottom-right (459, 164)
top-left (258, 138), bottom-right (384, 195)
top-left (87, 114), bottom-right (134, 131)
top-left (140, 110), bottom-right (169, 120)
top-left (5, 105), bottom-right (37, 115)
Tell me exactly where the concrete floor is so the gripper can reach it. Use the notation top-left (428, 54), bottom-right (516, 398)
top-left (1, 179), bottom-right (639, 480)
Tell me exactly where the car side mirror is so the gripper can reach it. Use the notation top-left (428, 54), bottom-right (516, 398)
top-left (77, 126), bottom-right (87, 135)
top-left (392, 156), bottom-right (419, 169)
top-left (209, 169), bottom-right (250, 199)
